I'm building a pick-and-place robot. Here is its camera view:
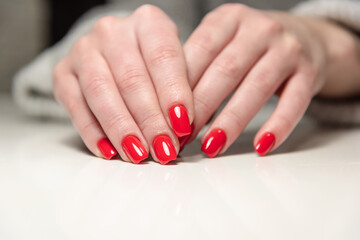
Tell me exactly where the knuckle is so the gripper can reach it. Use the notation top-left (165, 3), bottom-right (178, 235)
top-left (223, 109), bottom-right (244, 129)
top-left (136, 4), bottom-right (163, 18)
top-left (137, 109), bottom-right (164, 131)
top-left (304, 64), bottom-right (318, 81)
top-left (93, 16), bottom-right (117, 33)
top-left (78, 120), bottom-right (98, 136)
top-left (296, 88), bottom-right (311, 108)
top-left (66, 100), bottom-right (81, 120)
top-left (213, 56), bottom-right (239, 78)
top-left (167, 20), bottom-right (178, 35)
top-left (189, 31), bottom-right (217, 56)
top-left (105, 113), bottom-right (132, 133)
top-left (276, 113), bottom-right (294, 132)
top-left (193, 93), bottom-right (213, 117)
top-left (202, 10), bottom-right (218, 24)
top-left (83, 74), bottom-right (108, 96)
top-left (285, 34), bottom-right (303, 56)
top-left (248, 70), bottom-right (274, 92)
top-left (118, 67), bottom-right (147, 93)
top-left (72, 36), bottom-right (91, 54)
top-left (218, 3), bottom-right (247, 14)
top-left (261, 19), bottom-right (283, 37)
top-left (149, 45), bottom-right (179, 66)
top-left (204, 3), bottom-right (245, 24)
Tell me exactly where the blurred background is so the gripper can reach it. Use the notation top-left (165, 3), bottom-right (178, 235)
top-left (0, 0), bottom-right (105, 93)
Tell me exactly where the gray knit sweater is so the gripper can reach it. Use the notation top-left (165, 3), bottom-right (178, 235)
top-left (13, 0), bottom-right (360, 124)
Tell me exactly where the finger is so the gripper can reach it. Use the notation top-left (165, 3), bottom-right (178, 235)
top-left (201, 36), bottom-right (300, 158)
top-left (135, 5), bottom-right (193, 138)
top-left (184, 4), bottom-right (245, 88)
top-left (188, 23), bottom-right (269, 143)
top-left (254, 66), bottom-right (313, 156)
top-left (53, 60), bottom-right (117, 160)
top-left (69, 38), bottom-right (149, 164)
top-left (94, 15), bottom-right (178, 164)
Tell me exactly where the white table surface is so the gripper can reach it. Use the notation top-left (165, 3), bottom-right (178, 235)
top-left (1, 94), bottom-right (360, 240)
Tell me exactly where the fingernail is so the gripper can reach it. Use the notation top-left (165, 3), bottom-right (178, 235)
top-left (153, 135), bottom-right (177, 164)
top-left (122, 135), bottom-right (148, 164)
top-left (97, 138), bottom-right (117, 160)
top-left (255, 132), bottom-right (275, 156)
top-left (179, 123), bottom-right (194, 152)
top-left (179, 135), bottom-right (191, 152)
top-left (169, 104), bottom-right (191, 137)
top-left (201, 129), bottom-right (227, 158)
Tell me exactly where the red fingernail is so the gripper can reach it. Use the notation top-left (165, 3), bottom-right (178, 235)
top-left (179, 123), bottom-right (194, 152)
top-left (169, 104), bottom-right (191, 137)
top-left (122, 135), bottom-right (148, 164)
top-left (201, 129), bottom-right (227, 158)
top-left (255, 132), bottom-right (275, 156)
top-left (153, 135), bottom-right (177, 164)
top-left (97, 138), bottom-right (117, 160)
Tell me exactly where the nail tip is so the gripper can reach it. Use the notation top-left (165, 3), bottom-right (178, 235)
top-left (153, 135), bottom-right (177, 165)
top-left (105, 154), bottom-right (117, 160)
top-left (159, 158), bottom-right (174, 165)
top-left (175, 130), bottom-right (192, 138)
top-left (132, 156), bottom-right (148, 164)
top-left (132, 160), bottom-right (143, 164)
top-left (254, 132), bottom-right (275, 157)
top-left (97, 138), bottom-right (118, 160)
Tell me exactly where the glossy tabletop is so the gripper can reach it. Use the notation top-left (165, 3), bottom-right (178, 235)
top-left (1, 94), bottom-right (360, 240)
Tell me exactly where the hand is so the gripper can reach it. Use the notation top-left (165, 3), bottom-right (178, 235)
top-left (53, 5), bottom-right (193, 164)
top-left (183, 4), bottom-right (359, 157)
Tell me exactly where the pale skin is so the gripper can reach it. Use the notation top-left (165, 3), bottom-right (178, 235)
top-left (53, 4), bottom-right (360, 162)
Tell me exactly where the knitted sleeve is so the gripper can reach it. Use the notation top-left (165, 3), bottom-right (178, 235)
top-left (12, 1), bottom-right (199, 120)
top-left (291, 0), bottom-right (360, 125)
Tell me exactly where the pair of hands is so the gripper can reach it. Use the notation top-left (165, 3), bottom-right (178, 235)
top-left (52, 4), bottom-right (349, 164)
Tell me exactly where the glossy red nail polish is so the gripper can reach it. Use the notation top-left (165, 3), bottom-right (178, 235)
top-left (201, 129), bottom-right (227, 158)
top-left (97, 138), bottom-right (117, 160)
top-left (169, 104), bottom-right (191, 137)
top-left (255, 132), bottom-right (275, 156)
top-left (153, 135), bottom-right (177, 164)
top-left (122, 135), bottom-right (148, 164)
top-left (179, 135), bottom-right (191, 152)
top-left (179, 123), bottom-right (194, 152)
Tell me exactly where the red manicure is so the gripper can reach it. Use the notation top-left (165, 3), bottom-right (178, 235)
top-left (122, 135), bottom-right (148, 164)
top-left (201, 129), bottom-right (227, 158)
top-left (169, 104), bottom-right (191, 137)
top-left (179, 134), bottom-right (191, 152)
top-left (255, 132), bottom-right (275, 156)
top-left (97, 138), bottom-right (117, 160)
top-left (179, 123), bottom-right (194, 152)
top-left (153, 135), bottom-right (177, 164)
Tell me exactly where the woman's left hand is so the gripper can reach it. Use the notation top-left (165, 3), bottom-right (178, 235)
top-left (182, 3), bottom-right (356, 157)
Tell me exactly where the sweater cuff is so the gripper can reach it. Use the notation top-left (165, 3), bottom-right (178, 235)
top-left (291, 0), bottom-right (360, 32)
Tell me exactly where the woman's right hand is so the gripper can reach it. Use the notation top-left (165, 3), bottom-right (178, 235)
top-left (53, 5), bottom-right (194, 164)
